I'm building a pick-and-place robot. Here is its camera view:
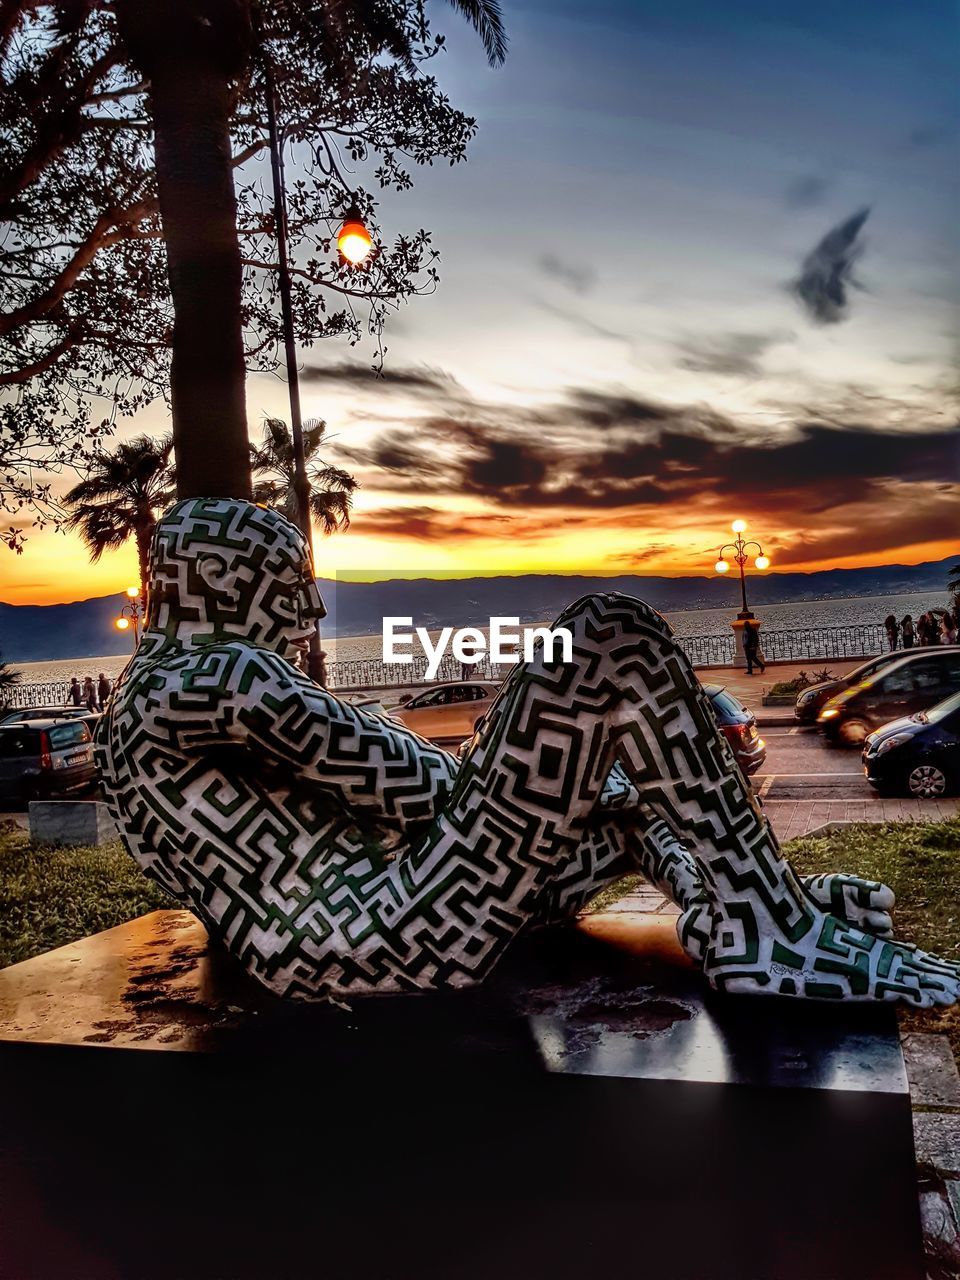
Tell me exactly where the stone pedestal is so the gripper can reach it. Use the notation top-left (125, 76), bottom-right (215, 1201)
top-left (0, 911), bottom-right (925, 1280)
top-left (730, 615), bottom-right (763, 671)
top-left (28, 800), bottom-right (117, 846)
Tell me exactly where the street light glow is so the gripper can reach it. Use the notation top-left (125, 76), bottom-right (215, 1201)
top-left (126, 586), bottom-right (140, 598)
top-left (115, 616), bottom-right (130, 631)
top-left (337, 214), bottom-right (373, 266)
top-left (755, 555), bottom-right (770, 570)
top-left (715, 559), bottom-right (730, 573)
top-left (731, 519), bottom-right (746, 533)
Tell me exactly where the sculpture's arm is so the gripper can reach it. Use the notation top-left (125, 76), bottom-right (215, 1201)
top-left (153, 644), bottom-right (458, 833)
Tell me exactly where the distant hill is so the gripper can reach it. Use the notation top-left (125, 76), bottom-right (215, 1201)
top-left (1, 554), bottom-right (956, 662)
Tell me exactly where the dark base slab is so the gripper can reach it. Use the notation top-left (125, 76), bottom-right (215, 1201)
top-left (0, 912), bottom-right (925, 1280)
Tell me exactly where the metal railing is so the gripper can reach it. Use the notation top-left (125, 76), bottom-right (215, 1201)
top-left (1, 622), bottom-right (902, 708)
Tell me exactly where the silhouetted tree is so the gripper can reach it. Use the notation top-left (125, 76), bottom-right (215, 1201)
top-left (64, 434), bottom-right (175, 591)
top-left (2, 0), bottom-right (506, 513)
top-left (251, 418), bottom-right (357, 534)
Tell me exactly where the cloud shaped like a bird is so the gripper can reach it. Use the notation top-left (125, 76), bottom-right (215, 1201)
top-left (790, 207), bottom-right (870, 325)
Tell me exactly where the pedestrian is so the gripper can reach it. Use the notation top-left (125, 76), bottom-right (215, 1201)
top-left (940, 613), bottom-right (957, 646)
top-left (918, 612), bottom-right (938, 646)
top-left (883, 614), bottom-right (899, 652)
top-left (901, 614), bottom-right (915, 649)
top-left (83, 675), bottom-right (97, 712)
top-left (97, 671), bottom-right (112, 711)
top-left (68, 676), bottom-right (83, 706)
top-left (742, 617), bottom-right (766, 675)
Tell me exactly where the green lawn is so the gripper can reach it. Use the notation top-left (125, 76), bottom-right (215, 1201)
top-left (0, 826), bottom-right (170, 968)
top-left (1, 818), bottom-right (958, 1051)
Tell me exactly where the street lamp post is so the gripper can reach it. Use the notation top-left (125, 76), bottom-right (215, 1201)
top-left (261, 54), bottom-right (373, 686)
top-left (114, 587), bottom-right (144, 648)
top-left (714, 519), bottom-right (770, 619)
top-left (713, 521), bottom-right (770, 669)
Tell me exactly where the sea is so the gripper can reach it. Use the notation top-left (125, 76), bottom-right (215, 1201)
top-left (13, 589), bottom-right (952, 685)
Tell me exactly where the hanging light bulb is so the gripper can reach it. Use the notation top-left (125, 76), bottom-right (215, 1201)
top-left (755, 555), bottom-right (770, 570)
top-left (336, 204), bottom-right (373, 266)
top-left (115, 617), bottom-right (130, 631)
top-left (731, 519), bottom-right (746, 534)
top-left (126, 586), bottom-right (140, 599)
top-left (715, 559), bottom-right (730, 573)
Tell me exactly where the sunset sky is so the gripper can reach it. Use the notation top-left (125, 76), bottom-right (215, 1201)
top-left (2, 0), bottom-right (958, 606)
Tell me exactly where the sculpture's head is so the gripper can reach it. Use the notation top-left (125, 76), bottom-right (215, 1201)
top-left (144, 498), bottom-right (326, 659)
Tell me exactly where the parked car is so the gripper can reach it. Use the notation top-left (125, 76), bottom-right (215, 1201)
top-left (794, 651), bottom-right (914, 724)
top-left (818, 649), bottom-right (960, 746)
top-left (0, 706), bottom-right (99, 727)
top-left (703, 684), bottom-right (766, 777)
top-left (0, 718), bottom-right (97, 804)
top-left (863, 689), bottom-right (960, 797)
top-left (390, 680), bottom-right (500, 742)
top-left (454, 682), bottom-right (765, 779)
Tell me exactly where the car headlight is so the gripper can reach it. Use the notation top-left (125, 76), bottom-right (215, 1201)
top-left (819, 708), bottom-right (839, 720)
top-left (875, 733), bottom-right (915, 756)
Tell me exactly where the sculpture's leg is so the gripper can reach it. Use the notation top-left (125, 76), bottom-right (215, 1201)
top-left (559, 592), bottom-right (959, 1005)
top-left (596, 770), bottom-right (896, 942)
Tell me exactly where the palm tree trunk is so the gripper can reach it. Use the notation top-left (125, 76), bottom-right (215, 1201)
top-left (135, 514), bottom-right (155, 599)
top-left (118, 1), bottom-right (252, 501)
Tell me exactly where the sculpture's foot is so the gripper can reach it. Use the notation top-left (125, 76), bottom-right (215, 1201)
top-left (703, 909), bottom-right (960, 1006)
top-left (800, 872), bottom-right (895, 939)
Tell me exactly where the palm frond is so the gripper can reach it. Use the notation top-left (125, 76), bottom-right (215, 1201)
top-left (444, 0), bottom-right (507, 65)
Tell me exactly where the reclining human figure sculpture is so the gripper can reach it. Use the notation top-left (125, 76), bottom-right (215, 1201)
top-left (96, 497), bottom-right (960, 1007)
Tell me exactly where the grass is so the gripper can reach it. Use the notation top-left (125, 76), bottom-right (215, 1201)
top-left (0, 825), bottom-right (171, 968)
top-left (1, 817), bottom-right (958, 1053)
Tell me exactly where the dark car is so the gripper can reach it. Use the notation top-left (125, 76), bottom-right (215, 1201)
top-left (703, 684), bottom-right (766, 776)
top-left (818, 649), bottom-right (960, 746)
top-left (0, 706), bottom-right (99, 728)
top-left (863, 689), bottom-right (960, 797)
top-left (0, 718), bottom-right (97, 804)
top-left (794, 651), bottom-right (912, 724)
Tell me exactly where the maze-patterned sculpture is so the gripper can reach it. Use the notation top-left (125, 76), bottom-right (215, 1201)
top-left (96, 498), bottom-right (960, 1006)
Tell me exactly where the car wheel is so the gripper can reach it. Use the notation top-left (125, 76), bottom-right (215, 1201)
top-left (906, 764), bottom-right (949, 799)
top-left (837, 718), bottom-right (871, 747)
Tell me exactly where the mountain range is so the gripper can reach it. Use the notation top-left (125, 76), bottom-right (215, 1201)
top-left (1, 554), bottom-right (956, 663)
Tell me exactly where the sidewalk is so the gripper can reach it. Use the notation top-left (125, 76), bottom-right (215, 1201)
top-left (703, 656), bottom-right (864, 710)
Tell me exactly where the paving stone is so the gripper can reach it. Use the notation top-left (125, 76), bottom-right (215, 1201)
top-left (902, 1034), bottom-right (960, 1108)
top-left (913, 1112), bottom-right (960, 1176)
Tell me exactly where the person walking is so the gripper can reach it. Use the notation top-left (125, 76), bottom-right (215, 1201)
top-left (940, 613), bottom-right (957, 646)
top-left (901, 614), bottom-right (915, 649)
top-left (884, 614), bottom-right (899, 652)
top-left (82, 676), bottom-right (98, 712)
top-left (742, 617), bottom-right (766, 675)
top-left (97, 672), bottom-right (112, 711)
top-left (68, 676), bottom-right (83, 707)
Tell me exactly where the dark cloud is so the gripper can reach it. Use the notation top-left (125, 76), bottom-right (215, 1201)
top-left (783, 175), bottom-right (831, 210)
top-left (300, 361), bottom-right (464, 396)
top-left (537, 253), bottom-right (597, 296)
top-left (341, 381), bottom-right (959, 520)
top-left (774, 484), bottom-right (960, 565)
top-left (790, 207), bottom-right (870, 325)
top-left (676, 331), bottom-right (792, 379)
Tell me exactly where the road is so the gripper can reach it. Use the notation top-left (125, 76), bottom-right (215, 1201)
top-left (754, 724), bottom-right (867, 799)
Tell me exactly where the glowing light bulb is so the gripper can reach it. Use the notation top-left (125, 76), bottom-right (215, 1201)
top-left (715, 560), bottom-right (730, 574)
top-left (755, 555), bottom-right (770, 570)
top-left (115, 617), bottom-right (130, 631)
top-left (731, 519), bottom-right (747, 534)
top-left (337, 212), bottom-right (373, 266)
top-left (126, 586), bottom-right (140, 598)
